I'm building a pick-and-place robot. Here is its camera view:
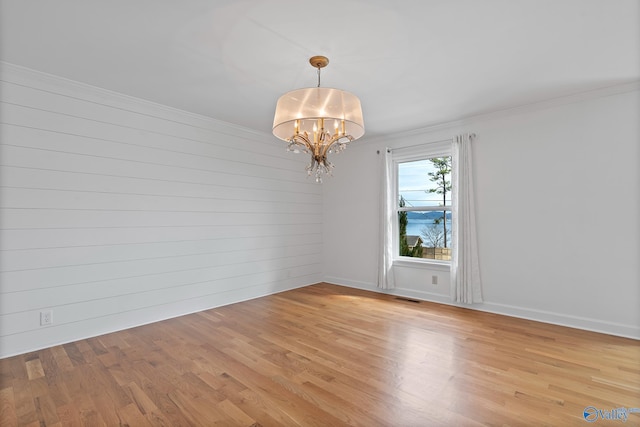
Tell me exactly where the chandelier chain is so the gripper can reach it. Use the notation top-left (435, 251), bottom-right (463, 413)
top-left (317, 67), bottom-right (321, 88)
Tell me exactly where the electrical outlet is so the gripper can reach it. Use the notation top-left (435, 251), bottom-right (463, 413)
top-left (431, 275), bottom-right (438, 285)
top-left (40, 310), bottom-right (53, 326)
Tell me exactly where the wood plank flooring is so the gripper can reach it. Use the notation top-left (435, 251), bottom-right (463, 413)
top-left (1, 283), bottom-right (639, 426)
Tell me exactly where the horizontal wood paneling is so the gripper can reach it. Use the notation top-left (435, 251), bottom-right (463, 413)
top-left (1, 144), bottom-right (312, 192)
top-left (0, 63), bottom-right (323, 357)
top-left (2, 164), bottom-right (321, 203)
top-left (0, 230), bottom-right (321, 268)
top-left (0, 187), bottom-right (320, 214)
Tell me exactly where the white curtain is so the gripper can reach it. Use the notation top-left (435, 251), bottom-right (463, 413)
top-left (451, 133), bottom-right (483, 303)
top-left (377, 148), bottom-right (395, 289)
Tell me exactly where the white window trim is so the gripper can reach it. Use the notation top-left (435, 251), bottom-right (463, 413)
top-left (394, 257), bottom-right (451, 271)
top-left (391, 141), bottom-right (452, 269)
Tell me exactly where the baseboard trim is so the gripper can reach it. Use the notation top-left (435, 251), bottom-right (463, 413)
top-left (324, 276), bottom-right (640, 340)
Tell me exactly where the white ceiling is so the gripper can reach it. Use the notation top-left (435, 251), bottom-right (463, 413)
top-left (1, 0), bottom-right (639, 139)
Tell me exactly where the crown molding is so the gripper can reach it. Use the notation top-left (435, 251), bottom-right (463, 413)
top-left (364, 80), bottom-right (640, 145)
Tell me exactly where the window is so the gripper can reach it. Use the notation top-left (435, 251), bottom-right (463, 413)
top-left (394, 145), bottom-right (452, 263)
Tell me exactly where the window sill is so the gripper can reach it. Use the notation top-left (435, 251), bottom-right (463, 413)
top-left (393, 258), bottom-right (451, 272)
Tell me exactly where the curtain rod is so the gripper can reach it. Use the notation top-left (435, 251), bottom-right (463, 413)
top-left (378, 133), bottom-right (476, 154)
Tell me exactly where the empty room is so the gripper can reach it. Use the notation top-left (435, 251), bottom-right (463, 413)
top-left (1, 1), bottom-right (639, 425)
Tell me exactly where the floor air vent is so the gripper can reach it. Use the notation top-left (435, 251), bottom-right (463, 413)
top-left (395, 297), bottom-right (420, 303)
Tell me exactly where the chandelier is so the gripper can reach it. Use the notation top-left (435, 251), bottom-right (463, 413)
top-left (272, 56), bottom-right (365, 183)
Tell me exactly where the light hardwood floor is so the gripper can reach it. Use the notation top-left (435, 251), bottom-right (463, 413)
top-left (1, 283), bottom-right (639, 426)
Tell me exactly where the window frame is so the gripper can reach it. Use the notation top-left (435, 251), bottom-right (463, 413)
top-left (391, 141), bottom-right (453, 269)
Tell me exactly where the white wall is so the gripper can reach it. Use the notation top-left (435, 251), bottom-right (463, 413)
top-left (0, 63), bottom-right (323, 358)
top-left (324, 85), bottom-right (640, 339)
top-left (1, 63), bottom-right (637, 359)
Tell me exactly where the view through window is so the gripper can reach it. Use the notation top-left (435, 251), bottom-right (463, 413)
top-left (397, 156), bottom-right (452, 261)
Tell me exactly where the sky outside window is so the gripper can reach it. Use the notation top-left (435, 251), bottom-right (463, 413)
top-left (398, 159), bottom-right (451, 207)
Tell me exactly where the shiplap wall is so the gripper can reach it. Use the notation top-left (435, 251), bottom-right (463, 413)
top-left (0, 63), bottom-right (323, 358)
